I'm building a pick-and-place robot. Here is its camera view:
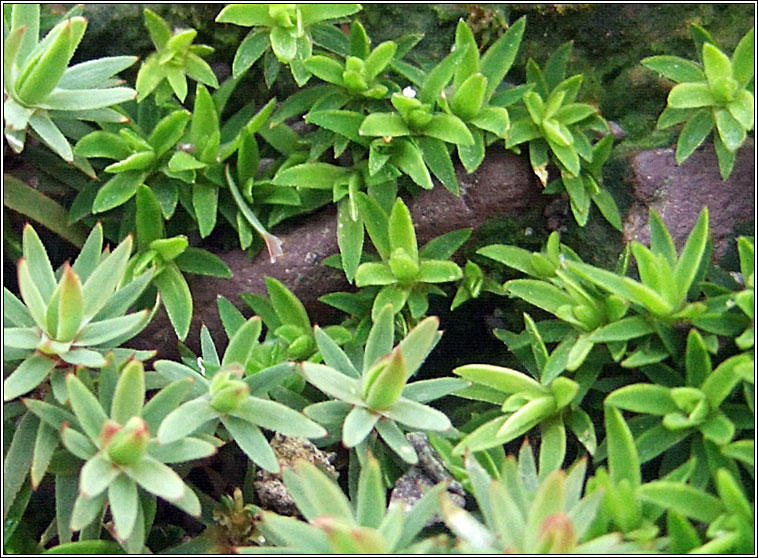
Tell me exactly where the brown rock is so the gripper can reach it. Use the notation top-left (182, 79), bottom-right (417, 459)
top-left (132, 147), bottom-right (543, 358)
top-left (624, 139), bottom-right (754, 259)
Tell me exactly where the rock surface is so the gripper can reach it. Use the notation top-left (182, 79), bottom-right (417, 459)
top-left (624, 139), bottom-right (754, 260)
top-left (132, 148), bottom-right (545, 358)
top-left (131, 140), bottom-right (755, 359)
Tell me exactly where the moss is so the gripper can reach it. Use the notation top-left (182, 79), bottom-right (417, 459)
top-left (504, 4), bottom-right (754, 151)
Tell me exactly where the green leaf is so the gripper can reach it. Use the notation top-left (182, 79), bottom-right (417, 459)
top-left (647, 210), bottom-right (677, 266)
top-left (291, 460), bottom-right (356, 526)
top-left (359, 112), bottom-right (411, 138)
top-left (154, 263), bottom-right (192, 341)
top-left (469, 106), bottom-right (510, 137)
top-left (80, 454), bottom-right (120, 498)
top-left (673, 207), bottom-right (708, 301)
top-left (3, 411), bottom-right (37, 518)
top-left (452, 73), bottom-right (487, 120)
top-left (342, 406), bottom-right (379, 447)
top-left (703, 42), bottom-right (732, 86)
top-left (548, 138), bottom-right (580, 176)
top-left (538, 415), bottom-right (566, 478)
top-left (392, 138), bottom-right (433, 190)
top-left (60, 424), bottom-right (97, 460)
top-left (396, 316), bottom-right (440, 379)
top-left (668, 82), bottom-right (715, 108)
top-left (147, 110), bottom-right (191, 157)
top-left (174, 247), bottom-right (232, 278)
top-left (21, 224), bottom-right (57, 302)
top-left (355, 192), bottom-right (390, 260)
top-left (231, 29), bottom-right (270, 78)
top-left (4, 354), bottom-right (57, 401)
top-left (505, 279), bottom-right (575, 315)
top-left (111, 360), bottom-right (145, 425)
top-left (424, 113), bottom-right (475, 145)
top-left (16, 17), bottom-right (80, 106)
top-left (221, 315), bottom-right (261, 367)
top-left (416, 136), bottom-right (459, 194)
top-left (420, 46), bottom-right (466, 105)
top-left (193, 182), bottom-right (218, 238)
top-left (314, 326), bottom-right (359, 378)
top-left (306, 109), bottom-right (367, 145)
top-left (604, 405), bottom-right (640, 487)
top-left (355, 262), bottom-right (395, 287)
top-left (592, 189), bottom-right (623, 231)
top-left (714, 108), bottom-right (746, 152)
top-left (496, 396), bottom-right (556, 444)
top-left (417, 260), bottom-right (462, 283)
top-left (726, 89), bottom-right (754, 130)
top-left (605, 384), bottom-right (677, 415)
top-left (185, 52), bottom-right (219, 89)
top-left (93, 171), bottom-right (146, 213)
top-left (298, 3), bottom-right (361, 25)
top-left (701, 354), bottom-right (748, 408)
top-left (108, 474), bottom-right (138, 541)
top-left (16, 259), bottom-right (48, 331)
top-left (157, 398), bottom-right (216, 444)
top-left (231, 397), bottom-right (327, 439)
top-left (637, 481), bottom-right (723, 523)
top-left (266, 277), bottom-right (311, 331)
top-left (70, 492), bottom-right (107, 534)
top-left (28, 112), bottom-right (73, 162)
top-left (388, 198), bottom-right (418, 263)
top-left (480, 16), bottom-right (525, 98)
top-left (58, 54), bottom-right (136, 89)
top-left (52, 267), bottom-right (84, 342)
top-left (3, 326), bottom-right (39, 349)
top-left (148, 436), bottom-right (217, 464)
top-left (657, 106), bottom-right (696, 130)
top-left (356, 455), bottom-right (385, 528)
top-left (383, 398), bottom-right (452, 431)
top-left (273, 162), bottom-right (348, 189)
top-left (566, 408), bottom-right (597, 456)
top-left (39, 87), bottom-right (136, 111)
top-left (123, 455), bottom-right (186, 502)
top-left (303, 54), bottom-right (344, 85)
top-left (337, 200), bottom-right (363, 284)
top-left (376, 418), bottom-right (418, 465)
top-left (135, 185), bottom-right (164, 252)
top-left (454, 363), bottom-right (543, 395)
top-left (365, 40), bottom-right (397, 81)
top-left (731, 27), bottom-right (754, 87)
top-left (9, 4), bottom-right (39, 69)
top-left (66, 373), bottom-right (108, 440)
top-left (566, 261), bottom-right (673, 316)
top-left (641, 55), bottom-right (705, 83)
top-left (300, 362), bottom-right (363, 405)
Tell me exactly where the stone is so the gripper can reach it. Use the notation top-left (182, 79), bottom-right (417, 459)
top-left (389, 432), bottom-right (466, 526)
top-left (624, 139), bottom-right (754, 261)
top-left (131, 147), bottom-right (544, 358)
top-left (253, 434), bottom-right (338, 516)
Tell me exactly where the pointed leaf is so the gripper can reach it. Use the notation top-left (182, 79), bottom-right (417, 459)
top-left (80, 454), bottom-right (120, 498)
top-left (382, 397), bottom-right (451, 431)
top-left (4, 354), bottom-right (57, 401)
top-left (108, 474), bottom-right (138, 541)
top-left (222, 316), bottom-right (262, 367)
top-left (221, 415), bottom-right (278, 473)
top-left (231, 397), bottom-right (327, 438)
top-left (157, 398), bottom-right (216, 445)
top-left (123, 455), bottom-right (185, 502)
top-left (375, 418), bottom-right (417, 464)
top-left (343, 405), bottom-right (380, 447)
